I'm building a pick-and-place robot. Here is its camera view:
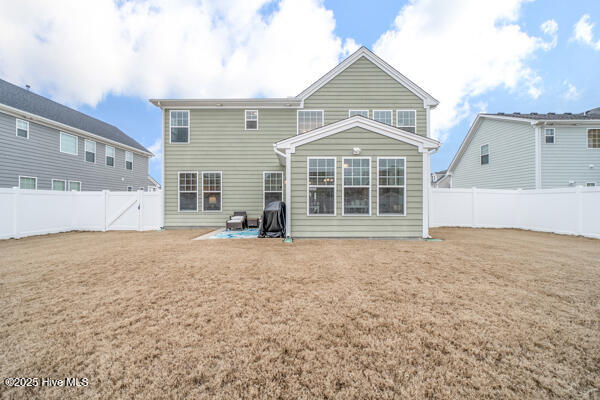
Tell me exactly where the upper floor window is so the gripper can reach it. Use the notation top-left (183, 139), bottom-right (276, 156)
top-left (245, 110), bottom-right (258, 130)
top-left (125, 151), bottom-right (133, 170)
top-left (16, 119), bottom-right (29, 138)
top-left (105, 145), bottom-right (115, 166)
top-left (170, 110), bottom-right (189, 143)
top-left (349, 110), bottom-right (368, 118)
top-left (84, 139), bottom-right (96, 163)
top-left (588, 129), bottom-right (600, 149)
top-left (308, 157), bottom-right (335, 215)
top-left (481, 144), bottom-right (489, 165)
top-left (545, 128), bottom-right (555, 144)
top-left (60, 132), bottom-right (78, 155)
top-left (298, 110), bottom-right (323, 134)
top-left (373, 110), bottom-right (392, 125)
top-left (19, 176), bottom-right (37, 190)
top-left (396, 110), bottom-right (416, 133)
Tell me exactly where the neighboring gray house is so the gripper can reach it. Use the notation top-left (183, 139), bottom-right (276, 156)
top-left (147, 175), bottom-right (161, 191)
top-left (0, 79), bottom-right (153, 191)
top-left (430, 170), bottom-right (450, 188)
top-left (444, 110), bottom-right (600, 189)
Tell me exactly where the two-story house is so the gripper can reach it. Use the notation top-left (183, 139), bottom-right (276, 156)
top-left (444, 110), bottom-right (600, 189)
top-left (0, 79), bottom-right (153, 191)
top-left (150, 47), bottom-right (440, 239)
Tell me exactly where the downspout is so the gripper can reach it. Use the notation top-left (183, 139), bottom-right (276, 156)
top-left (273, 144), bottom-right (293, 242)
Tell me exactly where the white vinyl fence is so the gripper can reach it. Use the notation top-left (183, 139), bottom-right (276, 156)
top-left (0, 188), bottom-right (162, 239)
top-left (430, 187), bottom-right (600, 239)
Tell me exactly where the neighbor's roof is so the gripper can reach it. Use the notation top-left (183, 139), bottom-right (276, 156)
top-left (0, 79), bottom-right (151, 155)
top-left (482, 110), bottom-right (600, 121)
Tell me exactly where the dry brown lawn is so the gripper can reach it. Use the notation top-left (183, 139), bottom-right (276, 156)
top-left (0, 228), bottom-right (599, 399)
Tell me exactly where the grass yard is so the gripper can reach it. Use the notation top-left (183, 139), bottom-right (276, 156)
top-left (0, 228), bottom-right (599, 399)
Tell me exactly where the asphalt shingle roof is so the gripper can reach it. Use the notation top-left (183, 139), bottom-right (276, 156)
top-left (0, 79), bottom-right (150, 154)
top-left (483, 109), bottom-right (600, 121)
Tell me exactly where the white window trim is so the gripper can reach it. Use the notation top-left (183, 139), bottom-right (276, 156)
top-left (306, 156), bottom-right (336, 216)
top-left (16, 119), bottom-right (29, 139)
top-left (201, 171), bottom-right (222, 213)
top-left (342, 157), bottom-right (371, 216)
top-left (125, 151), bottom-right (133, 171)
top-left (348, 110), bottom-right (369, 118)
top-left (18, 175), bottom-right (37, 190)
top-left (68, 180), bottom-right (81, 191)
top-left (396, 109), bottom-right (417, 133)
top-left (59, 132), bottom-right (78, 155)
top-left (376, 157), bottom-right (407, 217)
top-left (544, 128), bottom-right (555, 144)
top-left (297, 109), bottom-right (324, 135)
top-left (244, 110), bottom-right (259, 131)
top-left (169, 110), bottom-right (190, 144)
top-left (177, 171), bottom-right (198, 212)
top-left (105, 145), bottom-right (115, 167)
top-left (373, 110), bottom-right (393, 125)
top-left (587, 128), bottom-right (600, 150)
top-left (84, 139), bottom-right (96, 163)
top-left (481, 143), bottom-right (490, 165)
top-left (263, 171), bottom-right (283, 209)
top-left (51, 179), bottom-right (66, 191)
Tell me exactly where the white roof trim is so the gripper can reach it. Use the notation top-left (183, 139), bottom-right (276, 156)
top-left (296, 46), bottom-right (439, 107)
top-left (149, 98), bottom-right (302, 109)
top-left (275, 115), bottom-right (440, 153)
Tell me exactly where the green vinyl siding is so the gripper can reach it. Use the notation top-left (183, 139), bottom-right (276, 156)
top-left (290, 127), bottom-right (423, 238)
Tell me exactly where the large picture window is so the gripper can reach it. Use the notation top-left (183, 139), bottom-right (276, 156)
top-left (84, 139), bottom-right (96, 163)
top-left (202, 172), bottom-right (222, 212)
top-left (297, 110), bottom-right (324, 134)
top-left (396, 110), bottom-right (416, 133)
top-left (307, 157), bottom-right (335, 215)
top-left (263, 171), bottom-right (283, 208)
top-left (170, 110), bottom-right (189, 143)
top-left (178, 172), bottom-right (198, 211)
top-left (343, 158), bottom-right (370, 215)
top-left (377, 158), bottom-right (405, 216)
top-left (60, 132), bottom-right (78, 155)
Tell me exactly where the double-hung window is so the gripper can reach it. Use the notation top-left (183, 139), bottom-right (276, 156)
top-left (202, 172), bottom-right (222, 212)
top-left (377, 158), bottom-right (405, 215)
top-left (170, 110), bottom-right (189, 143)
top-left (52, 179), bottom-right (66, 191)
top-left (480, 144), bottom-right (489, 165)
top-left (396, 110), bottom-right (416, 133)
top-left (263, 171), bottom-right (283, 208)
top-left (125, 151), bottom-right (133, 170)
top-left (588, 129), bottom-right (600, 149)
top-left (349, 110), bottom-right (369, 118)
top-left (545, 128), bottom-right (555, 144)
top-left (307, 157), bottom-right (335, 215)
top-left (68, 181), bottom-right (81, 191)
top-left (245, 110), bottom-right (258, 130)
top-left (586, 182), bottom-right (596, 187)
top-left (105, 145), bottom-right (115, 166)
top-left (19, 176), bottom-right (37, 190)
top-left (16, 119), bottom-right (29, 138)
top-left (373, 110), bottom-right (392, 125)
top-left (178, 172), bottom-right (198, 211)
top-left (343, 158), bottom-right (370, 215)
top-left (297, 110), bottom-right (324, 134)
top-left (85, 140), bottom-right (96, 163)
top-left (60, 132), bottom-right (78, 155)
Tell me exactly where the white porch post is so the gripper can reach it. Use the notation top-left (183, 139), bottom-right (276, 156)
top-left (422, 150), bottom-right (431, 238)
top-left (285, 149), bottom-right (292, 239)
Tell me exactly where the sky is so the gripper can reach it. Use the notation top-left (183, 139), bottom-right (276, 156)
top-left (1, 0), bottom-right (599, 182)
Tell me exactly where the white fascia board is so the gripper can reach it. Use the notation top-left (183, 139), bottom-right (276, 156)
top-left (295, 46), bottom-right (439, 107)
top-left (149, 98), bottom-right (302, 109)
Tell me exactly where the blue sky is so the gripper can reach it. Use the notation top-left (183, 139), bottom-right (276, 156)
top-left (2, 0), bottom-right (600, 182)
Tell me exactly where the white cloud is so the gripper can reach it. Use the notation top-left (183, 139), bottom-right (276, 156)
top-left (147, 137), bottom-right (162, 161)
top-left (563, 80), bottom-right (580, 101)
top-left (373, 0), bottom-right (558, 140)
top-left (0, 0), bottom-right (357, 107)
top-left (572, 14), bottom-right (600, 50)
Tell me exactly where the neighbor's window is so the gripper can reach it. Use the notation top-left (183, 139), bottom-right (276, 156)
top-left (343, 158), bottom-right (370, 215)
top-left (16, 119), bottom-right (29, 138)
top-left (105, 145), bottom-right (115, 166)
top-left (545, 128), bottom-right (555, 144)
top-left (68, 181), bottom-right (81, 191)
top-left (373, 110), bottom-right (392, 125)
top-left (19, 176), bottom-right (37, 190)
top-left (125, 151), bottom-right (133, 170)
top-left (396, 110), bottom-right (416, 133)
top-left (127, 186), bottom-right (133, 192)
top-left (84, 139), bottom-right (96, 163)
top-left (170, 110), bottom-right (189, 143)
top-left (588, 129), bottom-right (600, 149)
top-left (297, 110), bottom-right (324, 134)
top-left (245, 110), bottom-right (258, 130)
top-left (587, 182), bottom-right (596, 187)
top-left (60, 132), bottom-right (78, 155)
top-left (202, 172), bottom-right (222, 212)
top-left (481, 144), bottom-right (489, 165)
top-left (378, 158), bottom-right (405, 215)
top-left (308, 157), bottom-right (335, 215)
top-left (178, 172), bottom-right (197, 211)
top-left (349, 110), bottom-right (369, 118)
top-left (52, 179), bottom-right (66, 191)
top-left (263, 171), bottom-right (283, 208)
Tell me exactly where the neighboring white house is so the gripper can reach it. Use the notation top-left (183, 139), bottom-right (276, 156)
top-left (443, 109), bottom-right (600, 189)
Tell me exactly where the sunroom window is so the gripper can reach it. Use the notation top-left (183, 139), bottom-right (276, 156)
top-left (343, 158), bottom-right (370, 215)
top-left (308, 158), bottom-right (335, 215)
top-left (378, 158), bottom-right (405, 215)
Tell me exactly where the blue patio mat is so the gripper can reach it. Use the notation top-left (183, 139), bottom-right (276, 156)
top-left (208, 228), bottom-right (259, 239)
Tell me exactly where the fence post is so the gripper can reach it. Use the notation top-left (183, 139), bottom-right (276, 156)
top-left (515, 189), bottom-right (522, 229)
top-left (471, 187), bottom-right (477, 227)
top-left (576, 186), bottom-right (583, 236)
top-left (137, 190), bottom-right (143, 231)
top-left (103, 190), bottom-right (109, 231)
top-left (12, 188), bottom-right (19, 238)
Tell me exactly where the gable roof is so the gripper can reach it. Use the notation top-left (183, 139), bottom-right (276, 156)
top-left (274, 115), bottom-right (439, 153)
top-left (0, 79), bottom-right (152, 155)
top-left (296, 47), bottom-right (439, 107)
top-left (484, 110), bottom-right (600, 121)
